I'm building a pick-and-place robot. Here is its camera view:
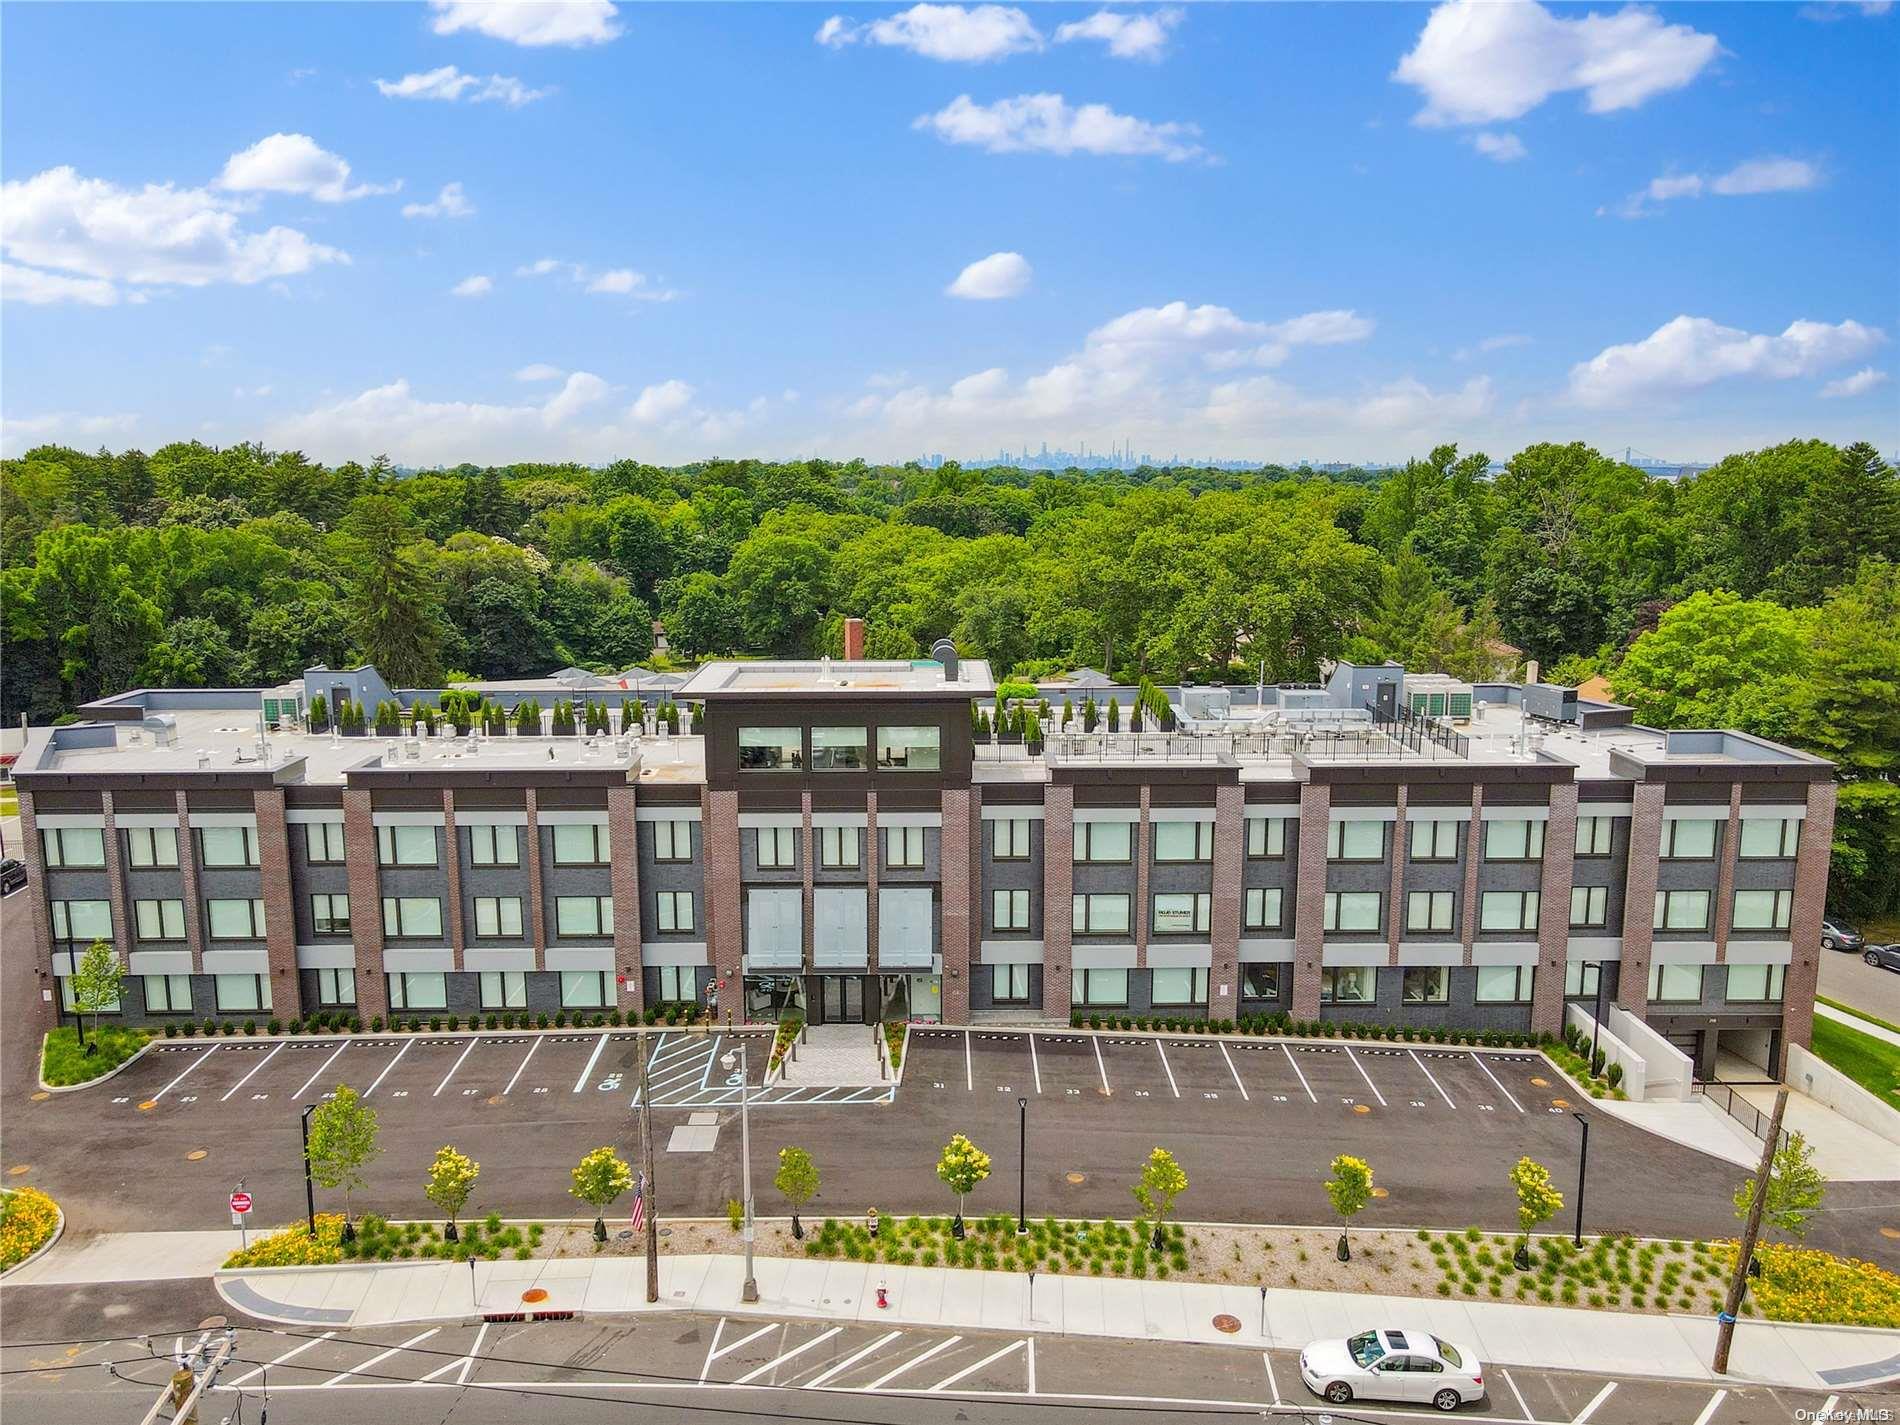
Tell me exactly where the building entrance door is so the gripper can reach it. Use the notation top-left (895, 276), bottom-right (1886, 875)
top-left (813, 974), bottom-right (865, 1025)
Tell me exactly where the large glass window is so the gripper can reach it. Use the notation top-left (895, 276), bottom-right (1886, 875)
top-left (316, 968), bottom-right (356, 1006)
top-left (1661, 818), bottom-right (1720, 859)
top-left (1151, 967), bottom-right (1209, 1005)
top-left (388, 972), bottom-right (447, 1010)
top-left (1575, 817), bottom-right (1614, 857)
top-left (1401, 966), bottom-right (1450, 1003)
top-left (1327, 820), bottom-right (1385, 861)
top-left (1246, 818), bottom-right (1288, 859)
top-left (876, 726), bottom-right (939, 771)
top-left (1480, 890), bottom-right (1540, 932)
top-left (756, 826), bottom-right (797, 869)
top-left (50, 899), bottom-right (112, 943)
top-left (1726, 964), bottom-right (1786, 1002)
top-left (1405, 891), bottom-right (1454, 932)
top-left (1244, 887), bottom-right (1283, 930)
top-left (555, 896), bottom-right (613, 936)
top-left (1322, 892), bottom-right (1381, 933)
top-left (474, 896), bottom-right (524, 937)
top-left (1647, 963), bottom-right (1705, 1002)
top-left (1409, 819), bottom-right (1460, 862)
top-left (886, 826), bottom-right (926, 869)
top-left (305, 822), bottom-right (346, 864)
top-left (1073, 820), bottom-right (1133, 862)
top-left (1319, 966), bottom-right (1374, 1003)
top-left (810, 726), bottom-right (868, 770)
top-left (381, 896), bottom-right (442, 938)
top-left (992, 889), bottom-right (1030, 931)
top-left (1475, 965), bottom-right (1533, 1003)
top-left (1732, 889), bottom-right (1792, 930)
top-left (206, 898), bottom-right (266, 939)
top-left (59, 975), bottom-right (120, 1014)
top-left (653, 820), bottom-right (693, 862)
top-left (214, 974), bottom-right (269, 1013)
top-left (1569, 885), bottom-right (1609, 928)
top-left (656, 965), bottom-right (697, 1002)
top-left (1242, 964), bottom-right (1281, 999)
top-left (199, 825), bottom-right (260, 868)
top-left (134, 898), bottom-right (187, 941)
top-left (1070, 968), bottom-right (1128, 1006)
top-left (377, 824), bottom-right (437, 866)
top-left (469, 825), bottom-right (519, 866)
top-left (992, 963), bottom-right (1031, 1003)
top-left (42, 826), bottom-right (106, 868)
top-left (144, 974), bottom-right (191, 1013)
top-left (551, 823), bottom-right (608, 865)
top-left (1153, 821), bottom-right (1213, 862)
top-left (480, 970), bottom-right (527, 1009)
top-left (738, 727), bottom-right (802, 771)
top-left (1739, 818), bottom-right (1798, 859)
top-left (819, 825), bottom-right (860, 869)
top-left (560, 971), bottom-right (608, 1008)
top-left (1071, 894), bottom-right (1131, 934)
top-left (1564, 962), bottom-right (1601, 997)
top-left (126, 826), bottom-right (180, 868)
top-left (994, 818), bottom-right (1031, 860)
top-left (656, 890), bottom-right (694, 932)
top-left (311, 893), bottom-right (350, 934)
top-left (1653, 890), bottom-right (1712, 932)
top-left (1483, 819), bottom-right (1545, 862)
top-left (1151, 893), bottom-right (1211, 934)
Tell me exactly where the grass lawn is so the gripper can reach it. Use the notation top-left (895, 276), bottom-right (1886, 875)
top-left (1809, 1015), bottom-right (1900, 1109)
top-left (40, 1023), bottom-right (152, 1087)
top-left (1819, 995), bottom-right (1900, 1037)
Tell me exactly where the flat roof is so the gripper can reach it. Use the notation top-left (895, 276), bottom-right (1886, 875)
top-left (677, 657), bottom-right (997, 700)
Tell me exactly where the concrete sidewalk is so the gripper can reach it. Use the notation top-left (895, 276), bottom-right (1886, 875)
top-left (209, 1250), bottom-right (1900, 1393)
top-left (1819, 1001), bottom-right (1900, 1049)
top-left (1, 1229), bottom-right (242, 1285)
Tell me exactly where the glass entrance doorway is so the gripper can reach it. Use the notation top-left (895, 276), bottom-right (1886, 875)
top-left (812, 974), bottom-right (865, 1025)
top-left (744, 975), bottom-right (805, 1023)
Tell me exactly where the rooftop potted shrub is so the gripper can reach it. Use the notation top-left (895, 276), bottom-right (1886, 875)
top-left (308, 693), bottom-right (331, 733)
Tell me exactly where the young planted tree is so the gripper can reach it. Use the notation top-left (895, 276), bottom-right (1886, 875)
top-left (68, 939), bottom-right (125, 1056)
top-left (775, 1146), bottom-right (820, 1239)
top-left (308, 693), bottom-right (330, 733)
top-left (1324, 1154), bottom-right (1374, 1261)
top-left (1734, 1131), bottom-right (1826, 1242)
top-left (1131, 1147), bottom-right (1189, 1250)
top-left (936, 1133), bottom-right (991, 1239)
top-left (571, 1146), bottom-right (634, 1243)
top-left (1106, 697), bottom-right (1121, 732)
top-left (1509, 1156), bottom-right (1563, 1268)
top-left (425, 1145), bottom-right (480, 1242)
top-left (308, 1084), bottom-right (382, 1241)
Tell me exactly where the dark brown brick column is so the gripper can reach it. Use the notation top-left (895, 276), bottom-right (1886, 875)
top-left (1134, 785), bottom-right (1151, 966)
top-left (523, 788), bottom-right (546, 958)
top-left (607, 786), bottom-right (643, 1014)
top-left (1531, 783), bottom-right (1578, 1037)
top-left (1386, 785), bottom-right (1408, 966)
top-left (703, 789), bottom-right (743, 1009)
top-left (865, 790), bottom-right (880, 970)
top-left (341, 789), bottom-right (388, 1022)
top-left (253, 788), bottom-right (300, 1020)
top-left (1616, 781), bottom-right (1667, 1019)
top-left (1209, 782), bottom-right (1243, 1022)
top-left (1782, 779), bottom-right (1838, 1054)
top-left (441, 791), bottom-right (465, 971)
top-left (940, 788), bottom-right (973, 1024)
top-left (1042, 785), bottom-right (1074, 1022)
top-left (1711, 783), bottom-right (1744, 960)
top-left (16, 792), bottom-right (58, 1009)
top-left (801, 792), bottom-right (815, 965)
top-left (1458, 785), bottom-right (1484, 958)
top-left (100, 792), bottom-right (134, 963)
top-left (175, 791), bottom-right (206, 971)
top-left (1291, 782), bottom-right (1331, 1019)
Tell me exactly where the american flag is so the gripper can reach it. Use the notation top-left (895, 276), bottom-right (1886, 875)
top-left (630, 1171), bottom-right (646, 1233)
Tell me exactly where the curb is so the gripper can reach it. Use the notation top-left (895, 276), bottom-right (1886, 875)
top-left (35, 1033), bottom-right (157, 1094)
top-left (0, 1193), bottom-right (65, 1281)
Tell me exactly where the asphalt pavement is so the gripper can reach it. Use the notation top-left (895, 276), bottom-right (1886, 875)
top-left (1819, 943), bottom-right (1900, 1026)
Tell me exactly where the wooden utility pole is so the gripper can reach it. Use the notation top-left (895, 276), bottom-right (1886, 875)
top-left (1714, 1087), bottom-right (1788, 1375)
top-left (640, 1029), bottom-right (659, 1304)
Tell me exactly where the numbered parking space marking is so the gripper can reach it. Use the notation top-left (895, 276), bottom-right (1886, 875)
top-left (1342, 1044), bottom-right (1387, 1107)
top-left (572, 1031), bottom-right (610, 1094)
top-left (433, 1038), bottom-right (479, 1097)
top-left (1154, 1040), bottom-right (1180, 1098)
top-left (1470, 1051), bottom-right (1526, 1113)
top-left (1408, 1048), bottom-right (1457, 1109)
top-left (291, 1041), bottom-right (350, 1100)
top-left (362, 1040), bottom-right (411, 1098)
top-left (1216, 1041), bottom-right (1249, 1101)
top-left (219, 1042), bottom-right (283, 1102)
top-left (1280, 1043), bottom-right (1316, 1102)
top-left (503, 1036), bottom-right (542, 1095)
top-left (153, 1045), bottom-right (217, 1102)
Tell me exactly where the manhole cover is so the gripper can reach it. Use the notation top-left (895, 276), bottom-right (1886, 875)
top-left (29, 1091), bottom-right (50, 1103)
top-left (185, 1150), bottom-right (208, 1162)
top-left (1371, 1187), bottom-right (1389, 1198)
top-left (1212, 1314), bottom-right (1241, 1334)
top-left (1066, 1172), bottom-right (1086, 1185)
top-left (617, 1230), bottom-right (634, 1240)
top-left (487, 1095), bottom-right (502, 1105)
top-left (1551, 1098), bottom-right (1571, 1109)
top-left (1529, 1077), bottom-right (1550, 1087)
top-left (6, 1165), bottom-right (30, 1177)
top-left (137, 1100), bottom-right (158, 1112)
top-left (521, 1288), bottom-right (549, 1304)
top-left (659, 1227), bottom-right (673, 1237)
top-left (1880, 1227), bottom-right (1900, 1240)
top-left (1352, 1104), bottom-right (1371, 1115)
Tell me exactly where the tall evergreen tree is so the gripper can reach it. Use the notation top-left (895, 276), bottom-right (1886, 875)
top-left (339, 495), bottom-right (444, 686)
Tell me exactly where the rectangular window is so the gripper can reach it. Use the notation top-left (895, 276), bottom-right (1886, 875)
top-left (469, 824), bottom-right (519, 866)
top-left (661, 965), bottom-right (702, 1002)
top-left (551, 822), bottom-right (608, 865)
top-left (126, 826), bottom-right (180, 868)
top-left (377, 824), bottom-right (437, 866)
top-left (1483, 819), bottom-right (1545, 862)
top-left (1480, 890), bottom-right (1540, 932)
top-left (1319, 966), bottom-right (1374, 1003)
top-left (1653, 890), bottom-right (1712, 932)
top-left (1327, 819), bottom-right (1386, 862)
top-left (993, 818), bottom-right (1031, 860)
top-left (1661, 818), bottom-right (1720, 860)
top-left (810, 726), bottom-right (868, 770)
top-left (652, 820), bottom-right (692, 862)
top-left (1071, 894), bottom-right (1131, 934)
top-left (480, 970), bottom-right (527, 1009)
top-left (1246, 817), bottom-right (1288, 859)
top-left (199, 825), bottom-right (260, 868)
top-left (473, 896), bottom-right (523, 938)
top-left (1564, 962), bottom-right (1601, 997)
top-left (388, 972), bottom-right (447, 1011)
top-left (560, 971), bottom-right (608, 1008)
top-left (756, 826), bottom-right (797, 869)
top-left (1242, 964), bottom-right (1281, 999)
top-left (819, 825), bottom-right (860, 869)
top-left (992, 963), bottom-right (1031, 1004)
top-left (1726, 963), bottom-right (1786, 1002)
top-left (1322, 892), bottom-right (1382, 933)
top-left (656, 890), bottom-right (694, 932)
top-left (992, 889), bottom-right (1031, 931)
top-left (42, 825), bottom-right (107, 868)
top-left (206, 898), bottom-right (266, 939)
top-left (380, 897), bottom-right (442, 938)
top-left (58, 975), bottom-right (120, 1014)
top-left (1732, 889), bottom-right (1793, 930)
top-left (305, 821), bottom-right (346, 864)
top-left (1475, 965), bottom-right (1533, 1003)
top-left (214, 973), bottom-right (269, 1013)
top-left (1647, 963), bottom-right (1705, 1002)
top-left (1152, 820), bottom-right (1213, 862)
top-left (1409, 819), bottom-right (1461, 862)
top-left (1070, 968), bottom-right (1128, 1006)
top-left (886, 825), bottom-right (926, 869)
top-left (143, 974), bottom-right (191, 1013)
top-left (1073, 820), bottom-right (1133, 863)
top-left (310, 893), bottom-right (350, 935)
top-left (876, 725), bottom-right (940, 771)
top-left (1405, 891), bottom-right (1455, 932)
top-left (1401, 966), bottom-right (1450, 1003)
top-left (1151, 892), bottom-right (1211, 934)
top-left (50, 899), bottom-right (112, 943)
top-left (1569, 885), bottom-right (1609, 929)
top-left (134, 898), bottom-right (186, 941)
top-left (738, 727), bottom-right (802, 770)
top-left (554, 896), bottom-right (613, 936)
top-left (1575, 816), bottom-right (1614, 857)
top-left (1738, 818), bottom-right (1798, 859)
top-left (1151, 967), bottom-right (1209, 1006)
top-left (1244, 887), bottom-right (1283, 930)
top-left (316, 968), bottom-right (356, 1005)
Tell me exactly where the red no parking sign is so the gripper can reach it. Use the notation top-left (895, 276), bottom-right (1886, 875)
top-left (229, 1191), bottom-right (252, 1216)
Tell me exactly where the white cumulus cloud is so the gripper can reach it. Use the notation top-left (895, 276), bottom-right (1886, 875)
top-left (1567, 315), bottom-right (1886, 407)
top-left (915, 93), bottom-right (1209, 162)
top-left (518, 258), bottom-right (678, 301)
top-left (403, 182), bottom-right (475, 220)
top-left (630, 379), bottom-right (697, 424)
top-left (1053, 8), bottom-right (1183, 60)
top-left (947, 251), bottom-right (1032, 300)
top-left (1611, 156), bottom-right (1822, 218)
top-left (514, 363), bottom-right (564, 382)
top-left (1468, 131), bottom-right (1528, 162)
top-left (427, 0), bottom-right (621, 47)
top-left (217, 133), bottom-right (397, 203)
top-left (0, 410), bottom-right (140, 456)
top-left (1819, 367), bottom-right (1890, 399)
top-left (1, 261), bottom-right (123, 307)
top-left (1394, 0), bottom-right (1719, 126)
top-left (376, 65), bottom-right (551, 106)
top-left (451, 274), bottom-right (494, 297)
top-left (817, 4), bottom-right (1042, 61)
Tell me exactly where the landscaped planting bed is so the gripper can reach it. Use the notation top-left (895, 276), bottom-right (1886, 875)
top-left (40, 1024), bottom-right (151, 1086)
top-left (0, 1186), bottom-right (60, 1271)
top-left (224, 1212), bottom-right (548, 1269)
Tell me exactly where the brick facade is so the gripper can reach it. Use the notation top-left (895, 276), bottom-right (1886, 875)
top-left (940, 787), bottom-right (973, 1024)
top-left (1711, 783), bottom-right (1744, 958)
top-left (340, 789), bottom-right (388, 1021)
top-left (1291, 782), bottom-right (1331, 1018)
top-left (1781, 779), bottom-right (1838, 1053)
top-left (16, 791), bottom-right (54, 996)
top-left (703, 788), bottom-right (743, 1010)
top-left (441, 790), bottom-right (465, 969)
top-left (1458, 785), bottom-right (1484, 958)
top-left (252, 787), bottom-right (300, 1018)
top-left (1208, 782), bottom-right (1243, 1022)
top-left (523, 789), bottom-right (547, 956)
top-left (1616, 781), bottom-right (1667, 1018)
top-left (1133, 784), bottom-right (1151, 965)
top-left (100, 791), bottom-right (133, 963)
top-left (1041, 785), bottom-right (1074, 1022)
top-left (1385, 784), bottom-right (1408, 966)
top-left (865, 790), bottom-right (880, 969)
top-left (1531, 782), bottom-right (1578, 1036)
top-left (175, 790), bottom-right (206, 971)
top-left (606, 785), bottom-right (643, 1014)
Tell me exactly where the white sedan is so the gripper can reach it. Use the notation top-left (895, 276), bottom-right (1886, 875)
top-left (1300, 1327), bottom-right (1485, 1412)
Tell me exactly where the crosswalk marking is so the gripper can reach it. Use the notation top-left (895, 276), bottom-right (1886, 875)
top-left (860, 1335), bottom-right (962, 1391)
top-left (729, 1326), bottom-right (842, 1385)
top-left (804, 1331), bottom-right (902, 1389)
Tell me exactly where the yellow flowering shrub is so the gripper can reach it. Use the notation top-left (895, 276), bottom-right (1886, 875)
top-left (224, 1213), bottom-right (349, 1269)
top-left (0, 1187), bottom-right (60, 1270)
top-left (1711, 1241), bottom-right (1900, 1328)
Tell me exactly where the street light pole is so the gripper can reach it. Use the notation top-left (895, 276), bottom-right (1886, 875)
top-left (1016, 1096), bottom-right (1029, 1235)
top-left (1571, 1112), bottom-right (1590, 1247)
top-left (299, 1103), bottom-right (318, 1235)
top-left (723, 1043), bottom-right (758, 1303)
top-left (1588, 960), bottom-right (1605, 1071)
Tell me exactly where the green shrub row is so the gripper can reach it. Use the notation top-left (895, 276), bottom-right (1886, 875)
top-left (1068, 1010), bottom-right (1538, 1049)
top-left (160, 1000), bottom-right (716, 1038)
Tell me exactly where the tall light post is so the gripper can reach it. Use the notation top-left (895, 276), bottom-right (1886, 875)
top-left (1016, 1096), bottom-right (1029, 1235)
top-left (1586, 960), bottom-right (1605, 1072)
top-left (1571, 1112), bottom-right (1590, 1247)
top-left (299, 1103), bottom-right (318, 1234)
top-left (721, 1044), bottom-right (758, 1303)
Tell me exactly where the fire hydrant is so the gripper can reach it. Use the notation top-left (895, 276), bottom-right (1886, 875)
top-left (875, 1286), bottom-right (889, 1310)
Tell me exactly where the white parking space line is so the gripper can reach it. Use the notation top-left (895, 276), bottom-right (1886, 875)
top-left (1471, 1051), bottom-right (1526, 1113)
top-left (930, 1337), bottom-right (1025, 1392)
top-left (1818, 1396), bottom-right (1839, 1419)
top-left (433, 1038), bottom-right (479, 1096)
top-left (1028, 1035), bottom-right (1042, 1095)
top-left (701, 1320), bottom-right (776, 1381)
top-left (1093, 1036), bottom-right (1110, 1095)
top-left (154, 1044), bottom-right (218, 1101)
top-left (1571, 1381), bottom-right (1615, 1424)
top-left (225, 1331), bottom-right (335, 1389)
top-left (362, 1040), bottom-right (411, 1098)
top-left (1409, 1048), bottom-right (1457, 1109)
top-left (292, 1042), bottom-right (350, 1100)
top-left (220, 1043), bottom-right (283, 1101)
top-left (730, 1326), bottom-right (843, 1386)
top-left (1343, 1045), bottom-right (1387, 1107)
top-left (1026, 1336), bottom-right (1036, 1396)
top-left (1691, 1389), bottom-right (1727, 1425)
top-left (319, 1328), bottom-right (438, 1388)
top-left (503, 1037), bottom-right (541, 1095)
top-left (633, 1032), bottom-right (670, 1106)
top-left (965, 1029), bottom-right (974, 1091)
top-left (1154, 1040), bottom-right (1180, 1097)
top-left (860, 1335), bottom-right (961, 1391)
top-left (1281, 1044), bottom-right (1316, 1103)
top-left (1262, 1351), bottom-right (1280, 1406)
top-left (1217, 1041), bottom-right (1249, 1101)
top-left (456, 1322), bottom-right (488, 1387)
top-left (572, 1031), bottom-right (610, 1094)
top-left (1500, 1366), bottom-right (1532, 1420)
top-left (805, 1330), bottom-right (902, 1389)
top-left (700, 1034), bottom-right (723, 1090)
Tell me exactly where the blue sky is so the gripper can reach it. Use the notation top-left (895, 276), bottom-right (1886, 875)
top-left (2, 0), bottom-right (1896, 466)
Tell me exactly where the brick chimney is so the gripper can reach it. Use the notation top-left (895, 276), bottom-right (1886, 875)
top-left (842, 617), bottom-right (865, 661)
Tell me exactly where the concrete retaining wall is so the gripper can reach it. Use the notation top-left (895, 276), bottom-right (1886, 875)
top-left (1565, 1002), bottom-right (1649, 1102)
top-left (1785, 1043), bottom-right (1900, 1148)
top-left (1608, 1004), bottom-right (1694, 1102)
